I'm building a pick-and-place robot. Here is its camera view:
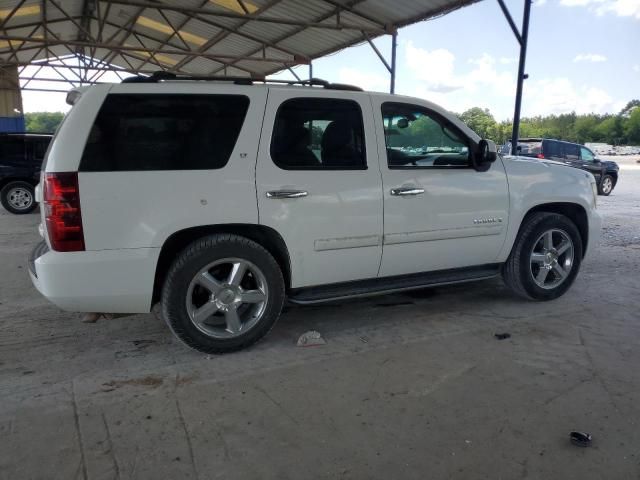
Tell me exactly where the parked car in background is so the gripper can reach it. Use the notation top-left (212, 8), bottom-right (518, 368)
top-left (0, 133), bottom-right (52, 214)
top-left (517, 138), bottom-right (619, 196)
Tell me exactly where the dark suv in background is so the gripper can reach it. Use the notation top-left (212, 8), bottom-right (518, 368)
top-left (0, 133), bottom-right (51, 214)
top-left (516, 138), bottom-right (619, 195)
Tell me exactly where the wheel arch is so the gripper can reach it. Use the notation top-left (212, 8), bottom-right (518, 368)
top-left (521, 203), bottom-right (589, 258)
top-left (0, 177), bottom-right (38, 190)
top-left (152, 224), bottom-right (291, 305)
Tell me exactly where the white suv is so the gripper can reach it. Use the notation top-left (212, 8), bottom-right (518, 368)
top-left (29, 75), bottom-right (601, 353)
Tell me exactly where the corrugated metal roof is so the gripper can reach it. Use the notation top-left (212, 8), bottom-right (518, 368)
top-left (1, 0), bottom-right (480, 85)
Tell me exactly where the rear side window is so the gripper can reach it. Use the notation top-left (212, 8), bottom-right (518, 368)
top-left (544, 140), bottom-right (562, 158)
top-left (0, 138), bottom-right (26, 164)
top-left (270, 97), bottom-right (366, 170)
top-left (80, 94), bottom-right (249, 172)
top-left (562, 142), bottom-right (580, 160)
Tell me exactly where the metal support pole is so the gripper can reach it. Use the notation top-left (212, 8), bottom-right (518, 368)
top-left (511, 0), bottom-right (532, 155)
top-left (390, 31), bottom-right (397, 94)
top-left (309, 62), bottom-right (313, 80)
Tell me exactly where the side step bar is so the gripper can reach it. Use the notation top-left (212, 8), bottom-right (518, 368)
top-left (287, 264), bottom-right (501, 305)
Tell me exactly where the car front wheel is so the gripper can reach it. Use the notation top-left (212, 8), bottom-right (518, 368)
top-left (1, 181), bottom-right (37, 214)
top-left (161, 234), bottom-right (285, 354)
top-left (598, 175), bottom-right (614, 196)
top-left (502, 212), bottom-right (583, 300)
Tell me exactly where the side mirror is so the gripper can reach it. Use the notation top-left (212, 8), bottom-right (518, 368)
top-left (473, 139), bottom-right (497, 171)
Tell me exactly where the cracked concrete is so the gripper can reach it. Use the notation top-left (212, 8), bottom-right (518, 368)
top-left (1, 157), bottom-right (639, 479)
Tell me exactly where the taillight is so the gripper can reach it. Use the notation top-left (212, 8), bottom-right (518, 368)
top-left (43, 172), bottom-right (85, 252)
top-left (537, 153), bottom-right (545, 159)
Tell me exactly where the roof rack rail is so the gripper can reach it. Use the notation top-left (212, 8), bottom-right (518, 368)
top-left (121, 71), bottom-right (363, 91)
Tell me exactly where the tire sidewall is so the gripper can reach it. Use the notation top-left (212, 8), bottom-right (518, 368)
top-left (162, 236), bottom-right (285, 353)
top-left (516, 215), bottom-right (583, 300)
top-left (1, 181), bottom-right (37, 214)
top-left (599, 175), bottom-right (613, 196)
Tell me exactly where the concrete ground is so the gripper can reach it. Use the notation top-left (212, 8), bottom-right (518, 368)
top-left (1, 157), bottom-right (639, 480)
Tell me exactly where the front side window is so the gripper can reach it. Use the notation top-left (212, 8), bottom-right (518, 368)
top-left (270, 98), bottom-right (366, 170)
top-left (580, 147), bottom-right (595, 161)
top-left (80, 94), bottom-right (249, 172)
top-left (381, 103), bottom-right (470, 168)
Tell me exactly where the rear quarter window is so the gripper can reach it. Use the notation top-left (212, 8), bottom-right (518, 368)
top-left (79, 94), bottom-right (250, 172)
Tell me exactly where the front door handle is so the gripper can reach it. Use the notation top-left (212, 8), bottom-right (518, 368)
top-left (390, 187), bottom-right (425, 196)
top-left (266, 189), bottom-right (308, 199)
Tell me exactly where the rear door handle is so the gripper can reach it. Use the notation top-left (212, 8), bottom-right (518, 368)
top-left (390, 187), bottom-right (425, 196)
top-left (266, 189), bottom-right (308, 199)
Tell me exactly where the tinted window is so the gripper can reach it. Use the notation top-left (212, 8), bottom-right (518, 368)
top-left (382, 103), bottom-right (469, 168)
top-left (544, 140), bottom-right (562, 158)
top-left (562, 142), bottom-right (580, 160)
top-left (0, 138), bottom-right (26, 164)
top-left (270, 98), bottom-right (366, 169)
top-left (80, 94), bottom-right (249, 172)
top-left (33, 138), bottom-right (50, 161)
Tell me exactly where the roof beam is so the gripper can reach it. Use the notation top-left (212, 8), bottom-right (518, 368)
top-left (210, 0), bottom-right (368, 74)
top-left (99, 0), bottom-right (385, 33)
top-left (0, 36), bottom-right (304, 65)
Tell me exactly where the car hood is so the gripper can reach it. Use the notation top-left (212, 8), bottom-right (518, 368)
top-left (500, 154), bottom-right (597, 181)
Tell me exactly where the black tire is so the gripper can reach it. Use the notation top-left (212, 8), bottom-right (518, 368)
top-left (502, 212), bottom-right (583, 301)
top-left (0, 181), bottom-right (37, 214)
top-left (598, 174), bottom-right (614, 196)
top-left (161, 234), bottom-right (285, 354)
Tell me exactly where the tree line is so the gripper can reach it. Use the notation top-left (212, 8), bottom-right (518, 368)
top-left (458, 100), bottom-right (640, 146)
top-left (24, 99), bottom-right (640, 146)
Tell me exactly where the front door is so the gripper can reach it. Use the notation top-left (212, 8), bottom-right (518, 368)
top-left (372, 99), bottom-right (510, 277)
top-left (256, 90), bottom-right (383, 288)
top-left (578, 146), bottom-right (604, 184)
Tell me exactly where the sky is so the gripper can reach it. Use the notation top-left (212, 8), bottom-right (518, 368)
top-left (21, 0), bottom-right (640, 120)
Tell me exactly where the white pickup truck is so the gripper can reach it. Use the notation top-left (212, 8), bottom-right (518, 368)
top-left (29, 75), bottom-right (601, 353)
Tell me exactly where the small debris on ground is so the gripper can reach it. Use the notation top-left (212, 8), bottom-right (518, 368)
top-left (494, 333), bottom-right (511, 340)
top-left (132, 339), bottom-right (156, 348)
top-left (297, 330), bottom-right (326, 347)
top-left (569, 431), bottom-right (592, 447)
top-left (82, 312), bottom-right (102, 323)
top-left (359, 336), bottom-right (369, 344)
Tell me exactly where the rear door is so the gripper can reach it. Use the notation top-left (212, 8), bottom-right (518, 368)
top-left (256, 89), bottom-right (383, 288)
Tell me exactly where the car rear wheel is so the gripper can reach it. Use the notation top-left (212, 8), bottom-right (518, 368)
top-left (161, 234), bottom-right (285, 354)
top-left (598, 175), bottom-right (614, 196)
top-left (1, 181), bottom-right (37, 214)
top-left (502, 212), bottom-right (583, 300)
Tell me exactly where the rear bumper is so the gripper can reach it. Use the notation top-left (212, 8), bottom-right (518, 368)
top-left (29, 242), bottom-right (160, 313)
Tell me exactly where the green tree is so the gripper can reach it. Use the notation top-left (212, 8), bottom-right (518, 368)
top-left (625, 107), bottom-right (640, 144)
top-left (458, 107), bottom-right (497, 139)
top-left (24, 112), bottom-right (65, 133)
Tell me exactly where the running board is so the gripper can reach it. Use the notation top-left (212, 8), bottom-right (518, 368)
top-left (287, 264), bottom-right (501, 305)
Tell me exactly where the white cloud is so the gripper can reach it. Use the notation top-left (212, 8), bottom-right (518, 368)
top-left (499, 57), bottom-right (518, 64)
top-left (560, 0), bottom-right (640, 19)
top-left (535, 0), bottom-right (548, 6)
top-left (523, 77), bottom-right (618, 115)
top-left (405, 43), bottom-right (514, 95)
top-left (337, 67), bottom-right (388, 92)
top-left (573, 53), bottom-right (607, 62)
top-left (633, 64), bottom-right (640, 72)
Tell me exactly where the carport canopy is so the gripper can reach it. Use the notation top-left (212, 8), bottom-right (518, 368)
top-left (1, 0), bottom-right (481, 82)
